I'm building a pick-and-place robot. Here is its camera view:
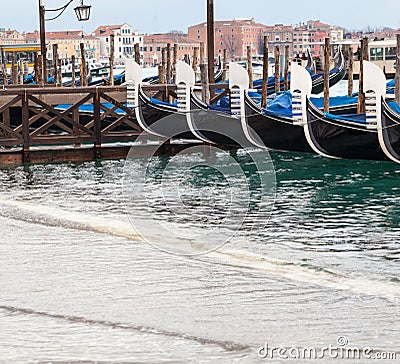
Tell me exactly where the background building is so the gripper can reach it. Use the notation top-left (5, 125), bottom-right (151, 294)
top-left (26, 30), bottom-right (100, 61)
top-left (142, 33), bottom-right (200, 66)
top-left (188, 18), bottom-right (267, 60)
top-left (0, 28), bottom-right (26, 46)
top-left (92, 24), bottom-right (143, 62)
top-left (264, 24), bottom-right (293, 57)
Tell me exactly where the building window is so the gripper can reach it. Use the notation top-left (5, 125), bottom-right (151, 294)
top-left (157, 46), bottom-right (160, 51)
top-left (106, 37), bottom-right (108, 42)
top-left (385, 47), bottom-right (396, 60)
top-left (370, 47), bottom-right (383, 61)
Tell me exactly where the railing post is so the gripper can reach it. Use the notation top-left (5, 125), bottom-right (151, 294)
top-left (22, 90), bottom-right (30, 164)
top-left (93, 88), bottom-right (102, 159)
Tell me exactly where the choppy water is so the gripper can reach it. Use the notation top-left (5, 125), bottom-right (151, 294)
top-left (0, 81), bottom-right (399, 363)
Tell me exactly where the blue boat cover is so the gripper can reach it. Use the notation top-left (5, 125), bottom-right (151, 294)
top-left (324, 112), bottom-right (366, 123)
top-left (310, 95), bottom-right (358, 108)
top-left (388, 101), bottom-right (400, 114)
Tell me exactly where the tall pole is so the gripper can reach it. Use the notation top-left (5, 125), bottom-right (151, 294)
top-left (324, 37), bottom-right (330, 113)
top-left (39, 0), bottom-right (47, 83)
top-left (396, 34), bottom-right (400, 106)
top-left (207, 0), bottom-right (215, 98)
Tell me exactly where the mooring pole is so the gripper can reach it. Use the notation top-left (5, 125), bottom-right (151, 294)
top-left (109, 34), bottom-right (115, 86)
top-left (173, 43), bottom-right (178, 84)
top-left (261, 36), bottom-right (269, 108)
top-left (53, 44), bottom-right (59, 86)
top-left (39, 0), bottom-right (47, 84)
top-left (324, 37), bottom-right (330, 113)
top-left (395, 34), bottom-right (400, 106)
top-left (207, 0), bottom-right (215, 98)
top-left (347, 47), bottom-right (354, 97)
top-left (247, 46), bottom-right (253, 89)
top-left (134, 43), bottom-right (141, 65)
top-left (358, 38), bottom-right (367, 114)
top-left (71, 55), bottom-right (76, 87)
top-left (274, 46), bottom-right (280, 93)
top-left (200, 42), bottom-right (210, 103)
top-left (222, 48), bottom-right (227, 83)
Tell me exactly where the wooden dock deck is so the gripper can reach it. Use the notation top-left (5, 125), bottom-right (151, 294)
top-left (0, 84), bottom-right (228, 166)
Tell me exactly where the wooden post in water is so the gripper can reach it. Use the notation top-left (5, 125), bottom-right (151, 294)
top-left (183, 54), bottom-right (189, 64)
top-left (57, 59), bottom-right (62, 86)
top-left (80, 42), bottom-right (87, 87)
top-left (134, 43), bottom-right (141, 65)
top-left (396, 34), bottom-right (400, 106)
top-left (34, 53), bottom-right (39, 84)
top-left (261, 36), bottom-right (269, 108)
top-left (274, 46), bottom-right (280, 93)
top-left (247, 46), bottom-right (253, 89)
top-left (222, 49), bottom-right (227, 83)
top-left (19, 59), bottom-right (24, 85)
top-left (52, 44), bottom-right (59, 86)
top-left (192, 47), bottom-right (199, 73)
top-left (161, 48), bottom-right (167, 84)
top-left (358, 38), bottom-right (367, 114)
top-left (109, 34), bottom-right (115, 86)
top-left (173, 43), bottom-right (178, 83)
top-left (324, 37), bottom-right (330, 112)
top-left (284, 45), bottom-right (290, 91)
top-left (207, 0), bottom-right (215, 99)
top-left (11, 54), bottom-right (18, 85)
top-left (71, 55), bottom-right (76, 87)
top-left (347, 47), bottom-right (354, 97)
top-left (200, 42), bottom-right (210, 103)
top-left (37, 55), bottom-right (43, 86)
top-left (166, 43), bottom-right (172, 83)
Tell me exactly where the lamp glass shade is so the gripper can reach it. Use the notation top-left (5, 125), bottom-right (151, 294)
top-left (74, 4), bottom-right (91, 21)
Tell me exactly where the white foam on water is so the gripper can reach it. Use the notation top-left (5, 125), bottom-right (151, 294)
top-left (1, 198), bottom-right (399, 302)
top-left (0, 198), bottom-right (140, 242)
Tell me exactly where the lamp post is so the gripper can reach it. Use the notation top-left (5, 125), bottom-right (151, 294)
top-left (38, 0), bottom-right (92, 84)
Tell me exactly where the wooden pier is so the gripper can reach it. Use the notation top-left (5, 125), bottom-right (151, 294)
top-left (0, 83), bottom-right (229, 167)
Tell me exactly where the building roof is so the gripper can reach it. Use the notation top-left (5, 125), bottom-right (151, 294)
top-left (92, 24), bottom-right (132, 37)
top-left (144, 33), bottom-right (199, 44)
top-left (189, 18), bottom-right (266, 29)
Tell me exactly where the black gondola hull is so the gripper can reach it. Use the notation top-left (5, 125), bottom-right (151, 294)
top-left (306, 100), bottom-right (387, 161)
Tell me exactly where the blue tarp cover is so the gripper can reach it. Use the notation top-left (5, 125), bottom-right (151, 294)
top-left (324, 112), bottom-right (366, 123)
top-left (388, 101), bottom-right (400, 114)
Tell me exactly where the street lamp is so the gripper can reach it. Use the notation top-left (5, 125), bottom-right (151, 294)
top-left (74, 1), bottom-right (92, 22)
top-left (39, 0), bottom-right (92, 83)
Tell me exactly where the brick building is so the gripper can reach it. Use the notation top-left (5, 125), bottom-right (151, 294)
top-left (293, 20), bottom-right (343, 57)
top-left (264, 24), bottom-right (293, 57)
top-left (188, 18), bottom-right (267, 60)
top-left (142, 33), bottom-right (200, 66)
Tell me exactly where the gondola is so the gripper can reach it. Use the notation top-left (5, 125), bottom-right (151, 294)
top-left (252, 46), bottom-right (346, 96)
top-left (378, 100), bottom-right (400, 163)
top-left (304, 61), bottom-right (389, 161)
top-left (127, 60), bottom-right (201, 140)
top-left (237, 63), bottom-right (315, 153)
top-left (185, 62), bottom-right (263, 148)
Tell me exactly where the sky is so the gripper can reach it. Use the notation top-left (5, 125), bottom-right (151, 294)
top-left (1, 0), bottom-right (400, 34)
